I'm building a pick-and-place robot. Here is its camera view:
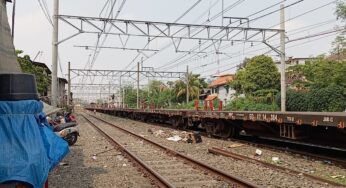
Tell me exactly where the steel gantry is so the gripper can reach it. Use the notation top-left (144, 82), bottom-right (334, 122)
top-left (68, 66), bottom-right (187, 107)
top-left (52, 5), bottom-right (286, 110)
top-left (58, 15), bottom-right (282, 51)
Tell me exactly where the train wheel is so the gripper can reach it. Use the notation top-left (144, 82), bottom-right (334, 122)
top-left (171, 117), bottom-right (181, 128)
top-left (215, 120), bottom-right (233, 138)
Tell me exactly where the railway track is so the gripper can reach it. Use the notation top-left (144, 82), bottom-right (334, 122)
top-left (121, 115), bottom-right (346, 169)
top-left (208, 147), bottom-right (345, 187)
top-left (81, 113), bottom-right (259, 188)
top-left (227, 136), bottom-right (346, 169)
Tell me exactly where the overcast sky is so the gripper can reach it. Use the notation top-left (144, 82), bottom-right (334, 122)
top-left (7, 0), bottom-right (341, 80)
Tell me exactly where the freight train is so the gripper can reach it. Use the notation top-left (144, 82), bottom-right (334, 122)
top-left (86, 106), bottom-right (346, 149)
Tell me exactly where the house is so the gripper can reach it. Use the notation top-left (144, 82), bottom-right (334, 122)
top-left (208, 74), bottom-right (236, 105)
top-left (275, 57), bottom-right (317, 70)
top-left (31, 61), bottom-right (52, 97)
top-left (30, 60), bottom-right (68, 107)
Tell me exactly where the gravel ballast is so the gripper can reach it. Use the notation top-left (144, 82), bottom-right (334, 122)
top-left (95, 112), bottom-right (346, 188)
top-left (48, 116), bottom-right (153, 188)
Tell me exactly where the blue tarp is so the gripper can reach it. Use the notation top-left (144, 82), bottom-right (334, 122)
top-left (0, 100), bottom-right (69, 188)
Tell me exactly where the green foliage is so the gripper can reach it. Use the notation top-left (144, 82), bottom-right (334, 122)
top-left (123, 86), bottom-right (138, 108)
top-left (332, 2), bottom-right (346, 55)
top-left (228, 55), bottom-right (280, 111)
top-left (147, 80), bottom-right (173, 108)
top-left (170, 101), bottom-right (196, 109)
top-left (336, 1), bottom-right (346, 22)
top-left (285, 58), bottom-right (346, 112)
top-left (225, 97), bottom-right (279, 111)
top-left (283, 86), bottom-right (346, 112)
top-left (289, 59), bottom-right (346, 89)
top-left (17, 51), bottom-right (50, 94)
top-left (173, 73), bottom-right (207, 103)
top-left (285, 89), bottom-right (309, 111)
top-left (230, 55), bottom-right (280, 96)
top-left (308, 85), bottom-right (346, 112)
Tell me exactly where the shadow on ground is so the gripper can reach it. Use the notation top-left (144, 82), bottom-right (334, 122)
top-left (48, 146), bottom-right (107, 188)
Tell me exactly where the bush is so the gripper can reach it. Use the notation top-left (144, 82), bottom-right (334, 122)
top-left (225, 97), bottom-right (279, 111)
top-left (280, 86), bottom-right (346, 112)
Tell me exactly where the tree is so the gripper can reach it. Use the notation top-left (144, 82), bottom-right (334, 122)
top-left (331, 1), bottom-right (346, 56)
top-left (147, 80), bottom-right (173, 108)
top-left (230, 55), bottom-right (280, 96)
top-left (173, 73), bottom-right (205, 102)
top-left (336, 1), bottom-right (346, 21)
top-left (284, 58), bottom-right (346, 112)
top-left (17, 50), bottom-right (50, 94)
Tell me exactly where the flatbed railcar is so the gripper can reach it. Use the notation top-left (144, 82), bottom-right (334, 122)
top-left (86, 107), bottom-right (346, 149)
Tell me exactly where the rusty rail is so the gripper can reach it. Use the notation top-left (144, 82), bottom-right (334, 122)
top-left (208, 147), bottom-right (345, 187)
top-left (228, 137), bottom-right (346, 169)
top-left (86, 113), bottom-right (260, 188)
top-left (81, 114), bottom-right (174, 188)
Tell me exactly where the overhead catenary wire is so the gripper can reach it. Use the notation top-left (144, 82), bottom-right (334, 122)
top-left (190, 19), bottom-right (338, 71)
top-left (163, 0), bottom-right (337, 73)
top-left (125, 0), bottom-right (247, 71)
top-left (199, 28), bottom-right (343, 76)
top-left (157, 0), bottom-right (291, 71)
top-left (207, 32), bottom-right (339, 77)
top-left (122, 0), bottom-right (205, 71)
top-left (37, 0), bottom-right (53, 26)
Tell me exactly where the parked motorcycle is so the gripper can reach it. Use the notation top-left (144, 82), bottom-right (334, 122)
top-left (53, 122), bottom-right (79, 146)
top-left (47, 113), bottom-right (79, 146)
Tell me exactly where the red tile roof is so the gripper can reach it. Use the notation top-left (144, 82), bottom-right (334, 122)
top-left (205, 94), bottom-right (218, 101)
top-left (208, 75), bottom-right (234, 88)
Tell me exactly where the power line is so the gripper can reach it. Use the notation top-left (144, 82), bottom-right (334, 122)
top-left (165, 0), bottom-right (337, 73)
top-left (157, 0), bottom-right (290, 71)
top-left (123, 0), bottom-right (213, 71)
top-left (201, 29), bottom-right (341, 76)
top-left (191, 19), bottom-right (337, 71)
top-left (125, 0), bottom-right (247, 71)
top-left (36, 0), bottom-right (53, 26)
top-left (249, 0), bottom-right (304, 23)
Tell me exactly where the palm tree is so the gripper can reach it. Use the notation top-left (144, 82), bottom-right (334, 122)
top-left (173, 73), bottom-right (204, 102)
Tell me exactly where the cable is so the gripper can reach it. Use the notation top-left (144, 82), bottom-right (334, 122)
top-left (165, 0), bottom-right (337, 73)
top-left (249, 0), bottom-right (304, 23)
top-left (125, 0), bottom-right (247, 71)
top-left (36, 0), bottom-right (53, 26)
top-left (201, 30), bottom-right (341, 76)
top-left (191, 19), bottom-right (337, 71)
top-left (157, 0), bottom-right (289, 71)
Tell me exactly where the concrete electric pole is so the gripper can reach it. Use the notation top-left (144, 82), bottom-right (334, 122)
top-left (67, 61), bottom-right (71, 106)
top-left (280, 4), bottom-right (286, 112)
top-left (186, 65), bottom-right (189, 104)
top-left (51, 0), bottom-right (59, 107)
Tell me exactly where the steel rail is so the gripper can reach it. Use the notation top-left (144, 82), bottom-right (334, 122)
top-left (81, 114), bottom-right (174, 188)
top-left (227, 137), bottom-right (346, 169)
top-left (86, 113), bottom-right (260, 188)
top-left (208, 147), bottom-right (346, 187)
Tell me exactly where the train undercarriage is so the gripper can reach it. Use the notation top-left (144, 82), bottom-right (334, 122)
top-left (93, 109), bottom-right (346, 149)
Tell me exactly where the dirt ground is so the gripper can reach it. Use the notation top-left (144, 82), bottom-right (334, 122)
top-left (48, 116), bottom-right (153, 188)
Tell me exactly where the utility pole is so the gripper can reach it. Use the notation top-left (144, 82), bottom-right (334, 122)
top-left (137, 61), bottom-right (140, 109)
top-left (51, 0), bottom-right (59, 107)
top-left (67, 61), bottom-right (71, 106)
top-left (11, 0), bottom-right (16, 41)
top-left (280, 4), bottom-right (286, 112)
top-left (122, 87), bottom-right (125, 108)
top-left (221, 0), bottom-right (224, 26)
top-left (186, 65), bottom-right (189, 104)
top-left (119, 75), bottom-right (122, 108)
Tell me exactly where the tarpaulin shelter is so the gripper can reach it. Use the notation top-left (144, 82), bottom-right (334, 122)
top-left (0, 1), bottom-right (69, 187)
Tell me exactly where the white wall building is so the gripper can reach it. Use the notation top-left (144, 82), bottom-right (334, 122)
top-left (208, 74), bottom-right (236, 105)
